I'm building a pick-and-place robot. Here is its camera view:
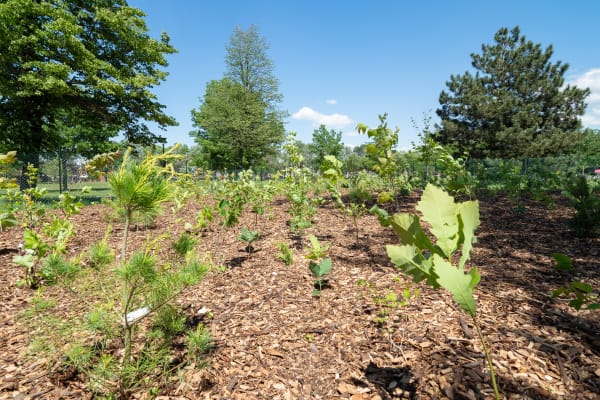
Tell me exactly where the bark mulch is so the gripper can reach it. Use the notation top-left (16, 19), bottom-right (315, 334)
top-left (0, 192), bottom-right (599, 399)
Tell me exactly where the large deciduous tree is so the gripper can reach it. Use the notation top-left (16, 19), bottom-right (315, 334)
top-left (191, 25), bottom-right (285, 170)
top-left (191, 78), bottom-right (283, 170)
top-left (309, 125), bottom-right (344, 169)
top-left (435, 26), bottom-right (590, 159)
top-left (0, 0), bottom-right (177, 185)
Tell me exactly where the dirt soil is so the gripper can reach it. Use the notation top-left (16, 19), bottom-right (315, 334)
top-left (1, 192), bottom-right (599, 400)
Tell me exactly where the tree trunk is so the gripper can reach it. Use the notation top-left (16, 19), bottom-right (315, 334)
top-left (61, 157), bottom-right (69, 192)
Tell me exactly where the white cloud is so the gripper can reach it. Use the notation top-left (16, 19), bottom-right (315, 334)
top-left (569, 68), bottom-right (600, 126)
top-left (291, 106), bottom-right (353, 129)
top-left (326, 99), bottom-right (337, 105)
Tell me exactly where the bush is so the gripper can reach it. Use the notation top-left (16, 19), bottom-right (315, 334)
top-left (562, 174), bottom-right (600, 237)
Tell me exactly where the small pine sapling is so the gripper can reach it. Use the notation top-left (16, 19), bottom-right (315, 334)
top-left (277, 242), bottom-right (294, 265)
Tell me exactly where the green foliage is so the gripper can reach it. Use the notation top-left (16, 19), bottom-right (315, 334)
top-left (0, 1), bottom-right (177, 171)
top-left (108, 146), bottom-right (179, 259)
top-left (40, 254), bottom-right (79, 285)
top-left (277, 242), bottom-right (294, 265)
top-left (305, 235), bottom-right (332, 296)
top-left (187, 324), bottom-right (213, 363)
top-left (551, 253), bottom-right (599, 311)
top-left (238, 227), bottom-right (260, 255)
top-left (371, 184), bottom-right (500, 398)
top-left (372, 184), bottom-right (480, 315)
top-left (0, 150), bottom-right (17, 189)
top-left (305, 234), bottom-right (330, 261)
top-left (191, 78), bottom-right (284, 170)
top-left (191, 25), bottom-right (285, 170)
top-left (172, 233), bottom-right (197, 257)
top-left (282, 132), bottom-right (317, 235)
top-left (435, 26), bottom-right (589, 159)
top-left (357, 114), bottom-right (402, 204)
top-left (562, 174), bottom-right (600, 237)
top-left (14, 212), bottom-right (76, 288)
top-left (310, 125), bottom-right (344, 169)
top-left (88, 241), bottom-right (115, 270)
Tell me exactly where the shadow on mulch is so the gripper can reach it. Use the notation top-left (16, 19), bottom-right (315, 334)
top-left (363, 362), bottom-right (417, 400)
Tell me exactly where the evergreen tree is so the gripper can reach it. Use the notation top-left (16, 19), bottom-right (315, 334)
top-left (435, 26), bottom-right (589, 159)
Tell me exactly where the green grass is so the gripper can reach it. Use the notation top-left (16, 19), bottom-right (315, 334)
top-left (39, 182), bottom-right (113, 204)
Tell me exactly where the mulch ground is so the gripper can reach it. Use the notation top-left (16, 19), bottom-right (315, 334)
top-left (1, 191), bottom-right (599, 399)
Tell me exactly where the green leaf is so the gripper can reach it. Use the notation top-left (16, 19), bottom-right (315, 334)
top-left (552, 253), bottom-right (573, 271)
top-left (571, 281), bottom-right (593, 293)
top-left (432, 254), bottom-right (479, 317)
top-left (388, 213), bottom-right (436, 255)
top-left (238, 227), bottom-right (259, 244)
top-left (13, 254), bottom-right (35, 269)
top-left (369, 205), bottom-right (391, 227)
top-left (416, 184), bottom-right (460, 258)
top-left (377, 191), bottom-right (393, 204)
top-left (457, 200), bottom-right (480, 270)
top-left (0, 213), bottom-right (17, 230)
top-left (386, 244), bottom-right (437, 287)
top-left (309, 258), bottom-right (332, 278)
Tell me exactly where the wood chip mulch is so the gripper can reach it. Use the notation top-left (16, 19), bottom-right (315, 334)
top-left (0, 192), bottom-right (599, 399)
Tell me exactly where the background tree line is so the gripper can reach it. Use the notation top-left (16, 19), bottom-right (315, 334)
top-left (0, 1), bottom-right (598, 184)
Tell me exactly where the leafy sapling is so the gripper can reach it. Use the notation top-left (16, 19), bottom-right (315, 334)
top-left (238, 227), bottom-right (260, 256)
top-left (305, 235), bottom-right (332, 297)
top-left (551, 253), bottom-right (599, 310)
top-left (371, 184), bottom-right (500, 399)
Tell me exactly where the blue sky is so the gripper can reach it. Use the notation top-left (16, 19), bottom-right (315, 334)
top-left (128, 0), bottom-right (600, 151)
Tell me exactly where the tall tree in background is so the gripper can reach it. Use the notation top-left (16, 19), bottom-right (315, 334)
top-left (309, 125), bottom-right (344, 169)
top-left (435, 26), bottom-right (589, 159)
top-left (225, 25), bottom-right (283, 110)
top-left (0, 0), bottom-right (177, 186)
top-left (191, 78), bottom-right (282, 170)
top-left (191, 25), bottom-right (285, 170)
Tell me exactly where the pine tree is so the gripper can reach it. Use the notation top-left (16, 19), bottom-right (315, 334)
top-left (435, 26), bottom-right (589, 159)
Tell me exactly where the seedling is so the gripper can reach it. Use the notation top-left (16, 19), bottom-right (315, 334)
top-left (306, 235), bottom-right (332, 296)
top-left (551, 253), bottom-right (599, 310)
top-left (309, 258), bottom-right (332, 297)
top-left (371, 184), bottom-right (500, 399)
top-left (277, 242), bottom-right (294, 265)
top-left (238, 227), bottom-right (260, 255)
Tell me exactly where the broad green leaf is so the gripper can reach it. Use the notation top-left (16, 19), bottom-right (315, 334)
top-left (551, 253), bottom-right (573, 271)
top-left (0, 213), bottom-right (17, 230)
top-left (571, 281), bottom-right (593, 293)
top-left (457, 200), bottom-right (480, 270)
top-left (417, 184), bottom-right (460, 258)
top-left (386, 244), bottom-right (437, 287)
top-left (309, 258), bottom-right (332, 278)
top-left (388, 213), bottom-right (436, 255)
top-left (377, 191), bottom-right (393, 204)
top-left (13, 254), bottom-right (35, 268)
top-left (323, 155), bottom-right (343, 170)
top-left (432, 254), bottom-right (479, 317)
top-left (369, 205), bottom-right (391, 227)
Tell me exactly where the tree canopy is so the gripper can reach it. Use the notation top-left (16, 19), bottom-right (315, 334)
top-left (434, 26), bottom-right (590, 159)
top-left (309, 125), bottom-right (344, 169)
top-left (191, 25), bottom-right (285, 170)
top-left (191, 78), bottom-right (283, 170)
top-left (0, 0), bottom-right (177, 173)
